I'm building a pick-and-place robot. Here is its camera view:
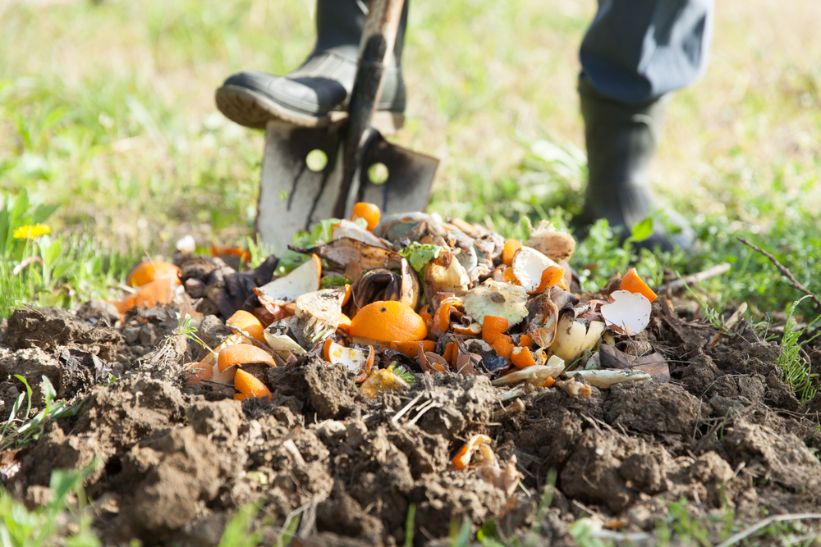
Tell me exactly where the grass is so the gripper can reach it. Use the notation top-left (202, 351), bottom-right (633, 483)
top-left (0, 375), bottom-right (81, 452)
top-left (0, 461), bottom-right (99, 547)
top-left (0, 0), bottom-right (818, 321)
top-left (777, 297), bottom-right (820, 403)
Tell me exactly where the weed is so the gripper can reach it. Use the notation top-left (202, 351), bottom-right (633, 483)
top-left (404, 503), bottom-right (416, 547)
top-left (777, 297), bottom-right (820, 403)
top-left (0, 459), bottom-right (100, 546)
top-left (274, 512), bottom-right (301, 547)
top-left (0, 375), bottom-right (81, 451)
top-left (218, 502), bottom-right (263, 547)
top-left (0, 190), bottom-right (134, 318)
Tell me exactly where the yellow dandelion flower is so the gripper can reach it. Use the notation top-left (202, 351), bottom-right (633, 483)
top-left (13, 224), bottom-right (52, 240)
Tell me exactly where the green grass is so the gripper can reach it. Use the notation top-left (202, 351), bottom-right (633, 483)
top-left (777, 298), bottom-right (820, 403)
top-left (0, 190), bottom-right (135, 317)
top-left (0, 375), bottom-right (81, 451)
top-left (0, 461), bottom-right (100, 547)
top-left (1, 0), bottom-right (817, 320)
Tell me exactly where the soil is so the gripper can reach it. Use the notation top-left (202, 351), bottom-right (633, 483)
top-left (1, 300), bottom-right (819, 545)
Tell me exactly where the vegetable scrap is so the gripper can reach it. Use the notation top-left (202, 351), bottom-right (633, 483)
top-left (117, 203), bottom-right (666, 413)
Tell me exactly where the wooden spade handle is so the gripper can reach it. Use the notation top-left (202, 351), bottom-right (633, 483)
top-left (332, 0), bottom-right (406, 218)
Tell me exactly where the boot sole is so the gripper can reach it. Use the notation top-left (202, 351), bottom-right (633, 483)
top-left (215, 85), bottom-right (405, 134)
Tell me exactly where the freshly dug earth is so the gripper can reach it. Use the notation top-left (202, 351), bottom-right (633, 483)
top-left (1, 303), bottom-right (819, 545)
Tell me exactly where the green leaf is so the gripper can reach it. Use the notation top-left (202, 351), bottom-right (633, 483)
top-left (320, 274), bottom-right (351, 289)
top-left (627, 217), bottom-right (654, 244)
top-left (399, 243), bottom-right (443, 272)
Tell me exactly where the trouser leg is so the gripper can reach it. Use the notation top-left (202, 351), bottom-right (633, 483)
top-left (576, 0), bottom-right (713, 251)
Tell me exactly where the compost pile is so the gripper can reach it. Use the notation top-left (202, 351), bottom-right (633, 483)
top-left (1, 206), bottom-right (819, 545)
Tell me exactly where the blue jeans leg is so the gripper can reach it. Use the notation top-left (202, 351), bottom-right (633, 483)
top-left (580, 0), bottom-right (714, 105)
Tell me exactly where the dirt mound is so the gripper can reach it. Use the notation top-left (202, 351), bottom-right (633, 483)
top-left (1, 302), bottom-right (819, 544)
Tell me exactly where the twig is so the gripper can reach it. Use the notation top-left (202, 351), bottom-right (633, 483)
top-left (391, 392), bottom-right (423, 425)
top-left (407, 400), bottom-right (437, 426)
top-left (715, 512), bottom-right (821, 547)
top-left (658, 262), bottom-right (731, 292)
top-left (737, 237), bottom-right (821, 311)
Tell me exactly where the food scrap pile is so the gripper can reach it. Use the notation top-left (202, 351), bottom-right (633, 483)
top-left (119, 203), bottom-right (668, 466)
top-left (6, 202), bottom-right (819, 545)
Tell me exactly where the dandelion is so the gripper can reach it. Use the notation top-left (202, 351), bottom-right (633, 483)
top-left (12, 224), bottom-right (52, 240)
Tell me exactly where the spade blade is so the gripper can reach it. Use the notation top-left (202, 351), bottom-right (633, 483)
top-left (256, 122), bottom-right (344, 252)
top-left (256, 123), bottom-right (438, 252)
top-left (356, 131), bottom-right (438, 215)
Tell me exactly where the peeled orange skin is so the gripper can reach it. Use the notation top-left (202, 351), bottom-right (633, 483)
top-left (114, 276), bottom-right (177, 315)
top-left (351, 202), bottom-right (381, 231)
top-left (127, 260), bottom-right (180, 288)
top-left (510, 346), bottom-right (536, 369)
top-left (619, 268), bottom-right (658, 303)
top-left (501, 240), bottom-right (522, 266)
top-left (226, 310), bottom-right (265, 343)
top-left (349, 301), bottom-right (428, 343)
top-left (217, 343), bottom-right (276, 372)
top-left (233, 368), bottom-right (272, 400)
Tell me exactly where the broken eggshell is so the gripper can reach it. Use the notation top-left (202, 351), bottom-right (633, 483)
top-left (510, 246), bottom-right (560, 293)
top-left (600, 290), bottom-right (652, 336)
top-left (423, 250), bottom-right (471, 296)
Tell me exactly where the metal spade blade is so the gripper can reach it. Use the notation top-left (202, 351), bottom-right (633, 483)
top-left (256, 122), bottom-right (437, 251)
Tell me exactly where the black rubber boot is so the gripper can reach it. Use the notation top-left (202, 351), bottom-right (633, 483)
top-left (574, 79), bottom-right (694, 252)
top-left (216, 0), bottom-right (407, 130)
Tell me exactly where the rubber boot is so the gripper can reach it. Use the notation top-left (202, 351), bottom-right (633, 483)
top-left (216, 0), bottom-right (407, 131)
top-left (575, 79), bottom-right (694, 252)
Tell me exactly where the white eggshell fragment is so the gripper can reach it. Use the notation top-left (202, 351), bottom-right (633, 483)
top-left (600, 290), bottom-right (652, 336)
top-left (511, 246), bottom-right (558, 293)
top-left (257, 255), bottom-right (321, 302)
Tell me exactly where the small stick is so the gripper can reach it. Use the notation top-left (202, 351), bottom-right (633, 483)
top-left (658, 262), bottom-right (731, 292)
top-left (391, 392), bottom-right (423, 425)
top-left (715, 512), bottom-right (821, 547)
top-left (407, 400), bottom-right (437, 426)
top-left (737, 237), bottom-right (821, 311)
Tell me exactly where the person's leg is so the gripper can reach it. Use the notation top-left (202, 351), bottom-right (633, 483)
top-left (576, 0), bottom-right (713, 250)
top-left (216, 0), bottom-right (407, 130)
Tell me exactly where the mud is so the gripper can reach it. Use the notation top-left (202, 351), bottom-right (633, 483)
top-left (0, 299), bottom-right (819, 545)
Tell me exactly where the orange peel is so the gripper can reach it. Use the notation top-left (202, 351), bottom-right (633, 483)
top-left (619, 268), bottom-right (657, 303)
top-left (349, 300), bottom-right (427, 343)
top-left (233, 368), bottom-right (272, 400)
top-left (452, 434), bottom-right (493, 470)
top-left (226, 310), bottom-right (265, 343)
top-left (127, 260), bottom-right (180, 288)
top-left (351, 202), bottom-right (381, 231)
